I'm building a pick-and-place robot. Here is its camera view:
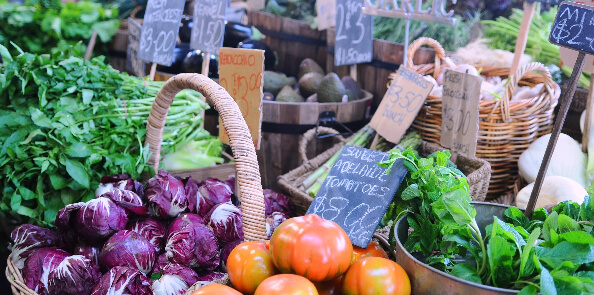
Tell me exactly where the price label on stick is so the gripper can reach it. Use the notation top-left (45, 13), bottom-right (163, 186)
top-left (306, 146), bottom-right (407, 248)
top-left (126, 18), bottom-right (145, 78)
top-left (334, 0), bottom-right (372, 66)
top-left (369, 67), bottom-right (433, 144)
top-left (440, 69), bottom-right (482, 158)
top-left (191, 0), bottom-right (227, 54)
top-left (317, 0), bottom-right (336, 31)
top-left (549, 2), bottom-right (594, 55)
top-left (218, 48), bottom-right (265, 149)
top-left (137, 0), bottom-right (185, 66)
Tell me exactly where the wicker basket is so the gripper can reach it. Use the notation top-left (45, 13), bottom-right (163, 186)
top-left (6, 74), bottom-right (267, 294)
top-left (277, 127), bottom-right (492, 216)
top-left (402, 37), bottom-right (561, 200)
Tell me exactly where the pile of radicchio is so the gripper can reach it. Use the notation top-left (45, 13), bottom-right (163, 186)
top-left (10, 172), bottom-right (293, 295)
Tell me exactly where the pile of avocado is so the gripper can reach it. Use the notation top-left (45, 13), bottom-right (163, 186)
top-left (263, 58), bottom-right (365, 103)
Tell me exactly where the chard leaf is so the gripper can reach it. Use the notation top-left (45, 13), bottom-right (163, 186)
top-left (520, 227), bottom-right (540, 279)
top-left (441, 189), bottom-right (475, 226)
top-left (487, 235), bottom-right (517, 288)
top-left (494, 216), bottom-right (526, 249)
top-left (518, 285), bottom-right (538, 295)
top-left (553, 275), bottom-right (594, 295)
top-left (450, 263), bottom-right (482, 284)
top-left (560, 231), bottom-right (594, 246)
top-left (543, 211), bottom-right (559, 243)
top-left (538, 241), bottom-right (594, 269)
top-left (558, 214), bottom-right (580, 234)
top-left (540, 265), bottom-right (557, 295)
top-left (504, 206), bottom-right (530, 227)
top-left (581, 196), bottom-right (594, 222)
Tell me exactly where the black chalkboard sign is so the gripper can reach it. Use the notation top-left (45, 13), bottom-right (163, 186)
top-left (191, 0), bottom-right (227, 54)
top-left (137, 0), bottom-right (185, 66)
top-left (126, 18), bottom-right (145, 78)
top-left (549, 2), bottom-right (594, 55)
top-left (528, 0), bottom-right (563, 5)
top-left (306, 146), bottom-right (407, 248)
top-left (334, 0), bottom-right (373, 66)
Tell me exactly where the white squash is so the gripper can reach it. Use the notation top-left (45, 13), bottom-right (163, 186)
top-left (515, 176), bottom-right (587, 210)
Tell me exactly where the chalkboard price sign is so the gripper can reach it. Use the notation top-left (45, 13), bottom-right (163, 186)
top-left (528, 0), bottom-right (563, 5)
top-left (306, 146), bottom-right (407, 248)
top-left (137, 0), bottom-right (185, 66)
top-left (549, 2), bottom-right (594, 55)
top-left (191, 0), bottom-right (227, 54)
top-left (126, 18), bottom-right (145, 78)
top-left (334, 0), bottom-right (373, 66)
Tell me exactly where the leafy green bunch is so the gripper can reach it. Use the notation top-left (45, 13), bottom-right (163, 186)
top-left (0, 43), bottom-right (209, 226)
top-left (0, 0), bottom-right (119, 57)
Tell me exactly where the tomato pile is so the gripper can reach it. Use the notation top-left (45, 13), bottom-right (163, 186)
top-left (190, 214), bottom-right (411, 295)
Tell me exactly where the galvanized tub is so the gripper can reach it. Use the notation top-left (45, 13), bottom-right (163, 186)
top-left (394, 202), bottom-right (520, 295)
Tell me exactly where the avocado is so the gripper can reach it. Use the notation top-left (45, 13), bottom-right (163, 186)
top-left (305, 93), bottom-right (318, 103)
top-left (298, 72), bottom-right (323, 98)
top-left (275, 85), bottom-right (304, 103)
top-left (263, 71), bottom-right (294, 96)
top-left (341, 76), bottom-right (363, 101)
top-left (317, 73), bottom-right (347, 103)
top-left (298, 58), bottom-right (325, 79)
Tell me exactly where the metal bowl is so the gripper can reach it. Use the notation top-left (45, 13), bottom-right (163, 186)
top-left (394, 202), bottom-right (520, 295)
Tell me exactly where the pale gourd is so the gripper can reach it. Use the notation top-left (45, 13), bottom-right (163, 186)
top-left (515, 176), bottom-right (587, 210)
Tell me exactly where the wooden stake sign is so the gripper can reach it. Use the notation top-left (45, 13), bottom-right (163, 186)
top-left (369, 67), bottom-right (433, 144)
top-left (334, 0), bottom-right (373, 68)
top-left (137, 0), bottom-right (185, 67)
top-left (525, 1), bottom-right (593, 217)
top-left (218, 48), bottom-right (265, 149)
top-left (306, 146), bottom-right (408, 248)
top-left (191, 0), bottom-right (227, 76)
top-left (126, 18), bottom-right (146, 78)
top-left (440, 69), bottom-right (482, 158)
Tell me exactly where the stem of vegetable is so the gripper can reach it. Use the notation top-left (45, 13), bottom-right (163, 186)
top-left (468, 220), bottom-right (487, 276)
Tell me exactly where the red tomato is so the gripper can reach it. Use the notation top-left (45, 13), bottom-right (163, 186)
top-left (227, 241), bottom-right (277, 294)
top-left (351, 240), bottom-right (388, 264)
top-left (269, 214), bottom-right (353, 282)
top-left (254, 274), bottom-right (319, 295)
top-left (342, 257), bottom-right (411, 295)
top-left (190, 284), bottom-right (242, 295)
top-left (314, 276), bottom-right (343, 295)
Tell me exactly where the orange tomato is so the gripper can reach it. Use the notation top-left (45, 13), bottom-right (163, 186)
top-left (226, 241), bottom-right (277, 294)
top-left (254, 274), bottom-right (319, 295)
top-left (351, 240), bottom-right (388, 264)
top-left (269, 214), bottom-right (353, 282)
top-left (190, 284), bottom-right (242, 295)
top-left (314, 276), bottom-right (343, 295)
top-left (342, 257), bottom-right (410, 295)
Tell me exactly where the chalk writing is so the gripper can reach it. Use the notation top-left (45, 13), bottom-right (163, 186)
top-left (335, 0), bottom-right (373, 66)
top-left (549, 2), bottom-right (594, 55)
top-left (191, 0), bottom-right (227, 54)
top-left (137, 0), bottom-right (185, 66)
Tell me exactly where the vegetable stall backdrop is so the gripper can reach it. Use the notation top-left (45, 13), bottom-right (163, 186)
top-left (3, 0), bottom-right (594, 294)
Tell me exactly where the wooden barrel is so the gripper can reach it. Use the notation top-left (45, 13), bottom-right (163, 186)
top-left (258, 91), bottom-right (373, 191)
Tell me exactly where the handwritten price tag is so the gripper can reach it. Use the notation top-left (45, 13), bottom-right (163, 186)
top-left (370, 68), bottom-right (433, 144)
top-left (440, 69), bottom-right (482, 157)
top-left (218, 48), bottom-right (265, 149)
top-left (317, 0), bottom-right (336, 30)
top-left (549, 2), bottom-right (594, 55)
top-left (137, 0), bottom-right (185, 66)
top-left (191, 0), bottom-right (227, 54)
top-left (306, 146), bottom-right (407, 248)
top-left (126, 18), bottom-right (145, 78)
top-left (334, 0), bottom-right (373, 66)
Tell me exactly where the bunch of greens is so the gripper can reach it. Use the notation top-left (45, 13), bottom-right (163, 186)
top-left (0, 0), bottom-right (119, 58)
top-left (0, 43), bottom-right (214, 227)
top-left (380, 147), bottom-right (594, 294)
top-left (263, 0), bottom-right (317, 28)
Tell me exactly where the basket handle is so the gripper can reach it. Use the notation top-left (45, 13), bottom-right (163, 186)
top-left (406, 37), bottom-right (450, 79)
top-left (145, 73), bottom-right (266, 242)
top-left (499, 62), bottom-right (557, 122)
top-left (299, 127), bottom-right (346, 163)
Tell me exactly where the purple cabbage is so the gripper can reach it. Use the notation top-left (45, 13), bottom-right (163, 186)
top-left (152, 253), bottom-right (169, 275)
top-left (10, 224), bottom-right (61, 269)
top-left (22, 247), bottom-right (70, 295)
top-left (182, 177), bottom-right (199, 214)
top-left (197, 272), bottom-right (227, 282)
top-left (74, 245), bottom-right (100, 266)
top-left (47, 255), bottom-right (101, 295)
top-left (169, 213), bottom-right (204, 229)
top-left (219, 240), bottom-right (242, 272)
top-left (152, 264), bottom-right (199, 295)
top-left (225, 175), bottom-right (236, 195)
top-left (91, 266), bottom-right (153, 295)
top-left (195, 178), bottom-right (233, 217)
top-left (101, 189), bottom-right (148, 215)
top-left (266, 212), bottom-right (290, 239)
top-left (126, 217), bottom-right (167, 253)
top-left (99, 230), bottom-right (156, 275)
top-left (96, 173), bottom-right (144, 199)
top-left (207, 203), bottom-right (244, 245)
top-left (165, 216), bottom-right (219, 270)
top-left (55, 202), bottom-right (85, 249)
top-left (263, 189), bottom-right (294, 217)
top-left (76, 197), bottom-right (128, 244)
top-left (145, 170), bottom-right (189, 218)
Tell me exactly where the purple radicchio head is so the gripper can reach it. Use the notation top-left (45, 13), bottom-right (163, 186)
top-left (74, 245), bottom-right (101, 266)
top-left (10, 224), bottom-right (61, 269)
top-left (99, 230), bottom-right (156, 275)
top-left (152, 264), bottom-right (199, 295)
top-left (55, 202), bottom-right (85, 250)
top-left (91, 266), bottom-right (153, 295)
top-left (182, 177), bottom-right (199, 215)
top-left (47, 255), bottom-right (101, 295)
top-left (165, 215), bottom-right (219, 271)
top-left (195, 178), bottom-right (233, 217)
top-left (96, 173), bottom-right (144, 199)
top-left (126, 217), bottom-right (167, 253)
top-left (22, 247), bottom-right (70, 295)
top-left (207, 203), bottom-right (244, 245)
top-left (101, 188), bottom-right (148, 216)
top-left (263, 189), bottom-right (294, 217)
top-left (145, 170), bottom-right (189, 219)
top-left (197, 272), bottom-right (227, 282)
top-left (75, 197), bottom-right (128, 244)
top-left (219, 240), bottom-right (242, 272)
top-left (266, 212), bottom-right (290, 239)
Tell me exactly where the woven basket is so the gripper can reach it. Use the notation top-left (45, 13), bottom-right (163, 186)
top-left (402, 37), bottom-right (561, 200)
top-left (277, 127), bottom-right (492, 216)
top-left (6, 74), bottom-right (267, 295)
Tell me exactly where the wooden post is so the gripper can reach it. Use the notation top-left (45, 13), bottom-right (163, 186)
top-left (350, 64), bottom-right (357, 81)
top-left (84, 30), bottom-right (98, 61)
top-left (510, 1), bottom-right (537, 75)
top-left (149, 63), bottom-right (157, 81)
top-left (582, 76), bottom-right (594, 152)
top-left (202, 52), bottom-right (211, 76)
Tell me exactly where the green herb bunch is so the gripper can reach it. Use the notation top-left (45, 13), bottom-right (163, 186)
top-left (380, 147), bottom-right (594, 294)
top-left (0, 43), bottom-right (209, 226)
top-left (0, 0), bottom-right (119, 57)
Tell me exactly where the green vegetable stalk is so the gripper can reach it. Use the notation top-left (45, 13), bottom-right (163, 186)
top-left (0, 43), bottom-right (211, 226)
